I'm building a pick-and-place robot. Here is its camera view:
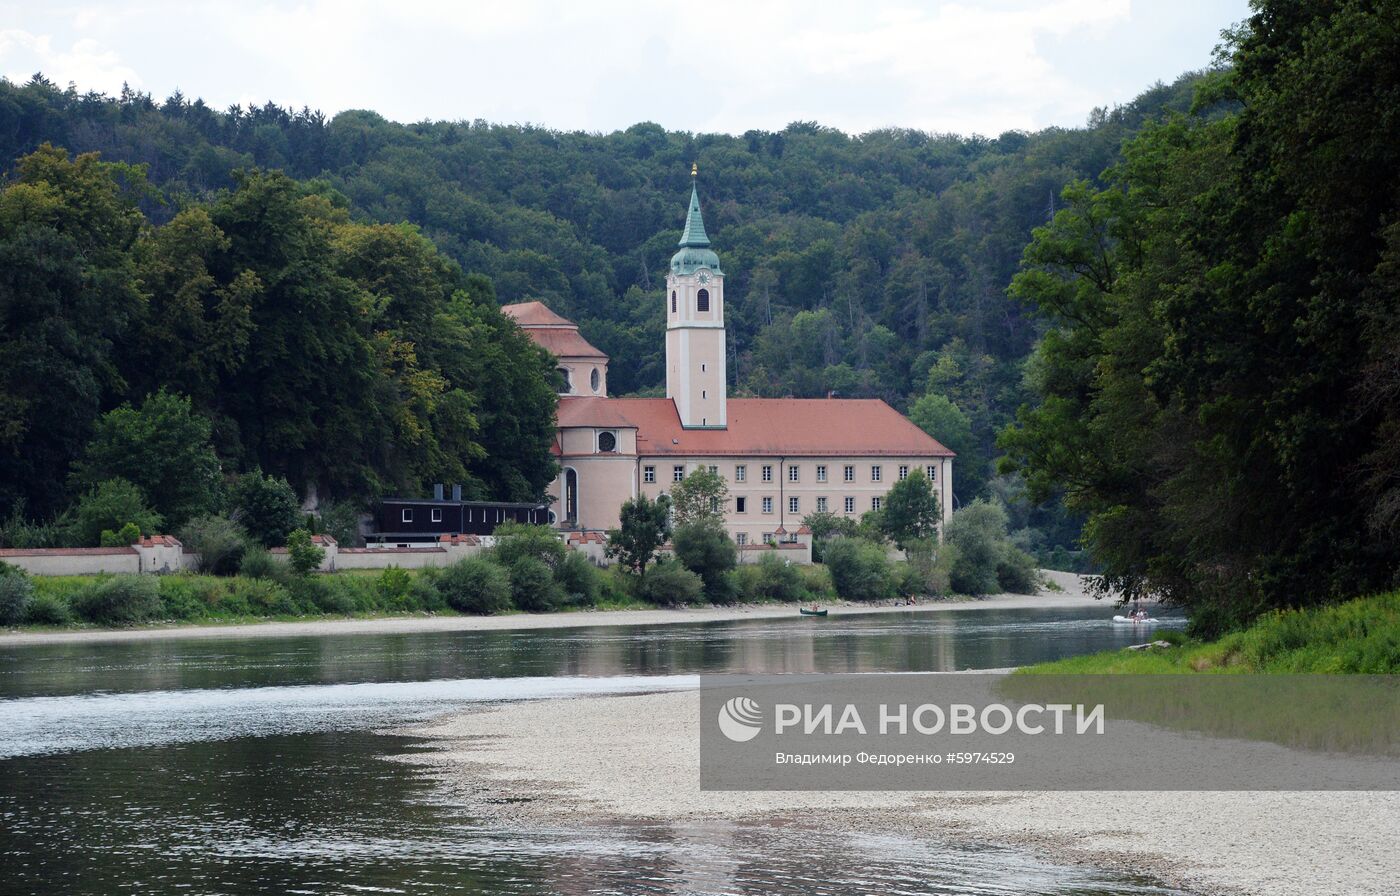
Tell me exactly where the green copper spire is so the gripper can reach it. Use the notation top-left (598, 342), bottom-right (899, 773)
top-left (671, 164), bottom-right (722, 275)
top-left (678, 182), bottom-right (710, 247)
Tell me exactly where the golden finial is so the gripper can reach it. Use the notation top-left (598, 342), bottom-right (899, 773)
top-left (691, 162), bottom-right (698, 178)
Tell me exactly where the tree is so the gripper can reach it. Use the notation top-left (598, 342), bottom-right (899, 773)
top-left (492, 521), bottom-right (566, 570)
top-left (672, 520), bottom-right (738, 603)
top-left (70, 389), bottom-right (222, 528)
top-left (178, 515), bottom-right (250, 575)
top-left (506, 555), bottom-right (564, 612)
top-left (437, 557), bottom-right (512, 614)
top-left (879, 469), bottom-right (940, 550)
top-left (0, 145), bottom-right (145, 519)
top-left (66, 479), bottom-right (163, 547)
top-left (230, 471), bottom-right (300, 547)
top-left (909, 394), bottom-right (983, 502)
top-left (821, 537), bottom-right (894, 602)
top-left (669, 468), bottom-right (729, 527)
top-left (944, 499), bottom-right (1038, 596)
top-left (284, 528), bottom-right (325, 575)
top-left (606, 493), bottom-right (671, 577)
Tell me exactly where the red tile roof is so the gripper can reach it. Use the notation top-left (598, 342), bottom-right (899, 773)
top-left (556, 397), bottom-right (953, 458)
top-left (501, 301), bottom-right (573, 327)
top-left (501, 302), bottom-right (608, 359)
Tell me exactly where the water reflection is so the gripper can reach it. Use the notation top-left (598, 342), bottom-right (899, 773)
top-left (0, 730), bottom-right (1187, 896)
top-left (0, 607), bottom-right (1184, 699)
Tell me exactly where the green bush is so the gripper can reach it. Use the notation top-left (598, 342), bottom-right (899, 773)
top-left (557, 551), bottom-right (600, 606)
top-left (493, 522), bottom-right (567, 571)
top-left (411, 574), bottom-right (447, 612)
top-left (285, 528), bottom-right (325, 575)
top-left (375, 567), bottom-right (414, 609)
top-left (238, 546), bottom-right (286, 579)
top-left (24, 591), bottom-right (71, 625)
top-left (0, 569), bottom-right (35, 624)
top-left (230, 471), bottom-right (300, 548)
top-left (157, 577), bottom-right (207, 620)
top-left (99, 521), bottom-right (142, 547)
top-left (741, 553), bottom-right (805, 602)
top-left (178, 515), bottom-right (250, 575)
top-left (799, 564), bottom-right (835, 601)
top-left (639, 560), bottom-right (704, 607)
top-left (438, 557), bottom-right (512, 614)
top-left (507, 555), bottom-right (564, 612)
top-left (311, 576), bottom-right (362, 615)
top-left (672, 521), bottom-right (738, 604)
top-left (228, 577), bottom-right (297, 615)
top-left (66, 478), bottom-right (163, 547)
top-left (822, 537), bottom-right (895, 601)
top-left (73, 576), bottom-right (163, 625)
top-left (945, 500), bottom-right (1039, 595)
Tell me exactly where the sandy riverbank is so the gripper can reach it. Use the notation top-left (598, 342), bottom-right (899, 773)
top-left (0, 571), bottom-right (1101, 645)
top-left (400, 687), bottom-right (1398, 896)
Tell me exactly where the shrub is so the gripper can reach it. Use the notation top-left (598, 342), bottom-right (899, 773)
top-left (311, 576), bottom-right (361, 615)
top-left (238, 546), bottom-right (286, 579)
top-left (411, 574), bottom-right (447, 612)
top-left (285, 528), bottom-right (325, 575)
top-left (157, 577), bottom-right (206, 620)
top-left (179, 515), bottom-right (250, 575)
top-left (672, 520), bottom-right (738, 603)
top-left (317, 500), bottom-right (367, 548)
top-left (799, 564), bottom-right (835, 601)
top-left (100, 522), bottom-right (142, 547)
top-left (639, 560), bottom-right (704, 607)
top-left (65, 478), bottom-right (163, 547)
top-left (822, 537), bottom-right (895, 601)
top-left (375, 567), bottom-right (414, 609)
top-left (0, 507), bottom-right (63, 548)
top-left (24, 592), bottom-right (71, 625)
top-left (996, 548), bottom-right (1040, 594)
top-left (0, 570), bottom-right (35, 625)
top-left (743, 553), bottom-right (805, 603)
top-left (557, 551), bottom-right (600, 606)
top-left (493, 522), bottom-right (566, 571)
top-left (230, 471), bottom-right (300, 547)
top-left (507, 556), bottom-right (564, 612)
top-left (438, 557), bottom-right (512, 614)
top-left (73, 576), bottom-right (163, 625)
top-left (228, 577), bottom-right (298, 615)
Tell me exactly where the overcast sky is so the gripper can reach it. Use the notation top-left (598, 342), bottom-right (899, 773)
top-left (0, 1), bottom-right (1250, 137)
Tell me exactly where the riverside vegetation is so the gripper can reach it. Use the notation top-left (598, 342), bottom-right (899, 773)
top-left (0, 501), bottom-right (1036, 629)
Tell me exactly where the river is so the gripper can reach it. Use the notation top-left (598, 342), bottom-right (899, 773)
top-left (0, 606), bottom-right (1189, 895)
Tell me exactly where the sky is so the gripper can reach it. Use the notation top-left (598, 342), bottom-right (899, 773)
top-left (0, 1), bottom-right (1252, 137)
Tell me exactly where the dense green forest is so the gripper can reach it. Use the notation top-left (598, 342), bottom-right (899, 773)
top-left (1001, 0), bottom-right (1400, 632)
top-left (0, 144), bottom-right (559, 533)
top-left (0, 67), bottom-right (1203, 530)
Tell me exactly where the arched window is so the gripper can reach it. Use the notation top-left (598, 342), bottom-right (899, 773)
top-left (557, 367), bottom-right (572, 393)
top-left (696, 288), bottom-right (710, 312)
top-left (671, 291), bottom-right (676, 312)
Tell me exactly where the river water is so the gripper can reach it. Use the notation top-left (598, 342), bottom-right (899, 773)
top-left (0, 606), bottom-right (1189, 895)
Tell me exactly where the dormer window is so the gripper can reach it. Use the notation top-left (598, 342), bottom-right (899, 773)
top-left (696, 288), bottom-right (710, 312)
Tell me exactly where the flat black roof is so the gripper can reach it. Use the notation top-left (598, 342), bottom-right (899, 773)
top-left (381, 497), bottom-right (547, 508)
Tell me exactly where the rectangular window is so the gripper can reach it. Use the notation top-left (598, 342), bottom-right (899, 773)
top-left (844, 496), bottom-right (855, 513)
top-left (708, 465), bottom-right (719, 475)
top-left (872, 497), bottom-right (883, 511)
top-left (843, 465), bottom-right (855, 482)
top-left (788, 465), bottom-right (800, 482)
top-left (788, 496), bottom-right (799, 514)
top-left (761, 497), bottom-right (773, 514)
top-left (736, 496), bottom-right (747, 513)
top-left (673, 465), bottom-right (685, 483)
top-left (736, 533), bottom-right (748, 546)
top-left (401, 508), bottom-right (413, 523)
top-left (644, 465), bottom-right (656, 484)
top-left (871, 465), bottom-right (883, 482)
top-left (709, 496), bottom-right (719, 513)
top-left (431, 507), bottom-right (443, 523)
top-left (898, 465), bottom-right (910, 481)
top-left (735, 464), bottom-right (747, 482)
top-left (926, 465), bottom-right (937, 482)
top-left (816, 465), bottom-right (827, 482)
top-left (816, 496), bottom-right (828, 513)
top-left (761, 464), bottom-right (773, 482)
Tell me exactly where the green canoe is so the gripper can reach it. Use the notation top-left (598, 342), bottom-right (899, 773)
top-left (799, 608), bottom-right (828, 617)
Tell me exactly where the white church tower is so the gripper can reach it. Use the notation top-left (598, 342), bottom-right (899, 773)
top-left (666, 165), bottom-right (727, 428)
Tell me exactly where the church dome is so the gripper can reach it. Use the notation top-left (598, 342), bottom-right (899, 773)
top-left (670, 180), bottom-right (723, 275)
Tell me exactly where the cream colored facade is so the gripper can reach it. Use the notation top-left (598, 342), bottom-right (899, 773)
top-left (520, 175), bottom-right (955, 542)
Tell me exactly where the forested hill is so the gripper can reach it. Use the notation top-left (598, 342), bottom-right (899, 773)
top-left (0, 71), bottom-right (1202, 506)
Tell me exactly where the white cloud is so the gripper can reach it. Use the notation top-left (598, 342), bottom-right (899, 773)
top-left (0, 1), bottom-right (1243, 135)
top-left (0, 28), bottom-right (142, 93)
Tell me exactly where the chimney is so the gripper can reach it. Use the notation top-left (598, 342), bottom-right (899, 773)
top-left (432, 483), bottom-right (444, 501)
top-left (451, 483), bottom-right (462, 502)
